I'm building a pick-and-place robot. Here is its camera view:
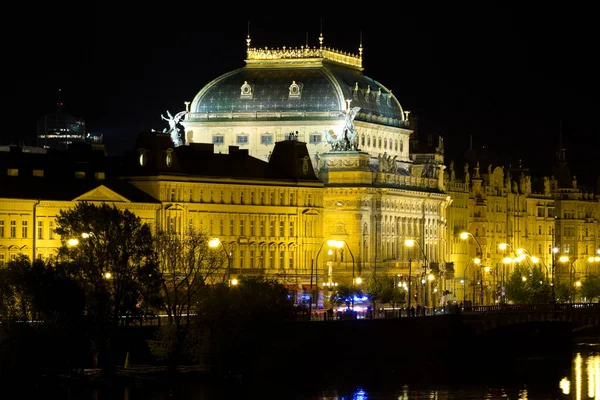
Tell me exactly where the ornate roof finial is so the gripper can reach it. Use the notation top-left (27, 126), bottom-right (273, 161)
top-left (319, 18), bottom-right (324, 49)
top-left (359, 30), bottom-right (363, 60)
top-left (246, 20), bottom-right (251, 49)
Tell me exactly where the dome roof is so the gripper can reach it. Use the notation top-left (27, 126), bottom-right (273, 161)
top-left (188, 43), bottom-right (407, 128)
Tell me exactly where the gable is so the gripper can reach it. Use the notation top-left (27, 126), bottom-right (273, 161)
top-left (73, 185), bottom-right (131, 203)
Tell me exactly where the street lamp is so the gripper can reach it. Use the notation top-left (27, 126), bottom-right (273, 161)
top-left (404, 239), bottom-right (429, 310)
top-left (209, 238), bottom-right (234, 286)
top-left (460, 231), bottom-right (483, 304)
top-left (559, 255), bottom-right (575, 303)
top-left (463, 257), bottom-right (481, 306)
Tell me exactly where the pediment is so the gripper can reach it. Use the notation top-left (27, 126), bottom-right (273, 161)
top-left (73, 185), bottom-right (130, 203)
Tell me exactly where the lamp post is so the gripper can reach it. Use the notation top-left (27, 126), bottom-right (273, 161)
top-left (559, 255), bottom-right (575, 304)
top-left (209, 238), bottom-right (233, 285)
top-left (404, 239), bottom-right (430, 310)
top-left (499, 243), bottom-right (517, 304)
top-left (460, 232), bottom-right (483, 305)
top-left (463, 257), bottom-right (481, 306)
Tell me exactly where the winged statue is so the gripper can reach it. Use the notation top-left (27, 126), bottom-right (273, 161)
top-left (161, 110), bottom-right (187, 147)
top-left (324, 106), bottom-right (361, 151)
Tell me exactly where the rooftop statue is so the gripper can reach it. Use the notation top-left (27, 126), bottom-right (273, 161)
top-left (325, 105), bottom-right (361, 151)
top-left (161, 110), bottom-right (186, 147)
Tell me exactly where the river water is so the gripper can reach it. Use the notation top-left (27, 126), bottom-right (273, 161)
top-left (15, 343), bottom-right (600, 399)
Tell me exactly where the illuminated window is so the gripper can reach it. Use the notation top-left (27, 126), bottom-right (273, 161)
top-left (0, 221), bottom-right (4, 238)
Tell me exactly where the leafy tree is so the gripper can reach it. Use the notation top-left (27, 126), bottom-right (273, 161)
top-left (55, 202), bottom-right (161, 374)
top-left (554, 281), bottom-right (570, 303)
top-left (505, 264), bottom-right (552, 304)
top-left (55, 202), bottom-right (160, 325)
top-left (580, 273), bottom-right (600, 302)
top-left (193, 276), bottom-right (296, 376)
top-left (327, 283), bottom-right (363, 309)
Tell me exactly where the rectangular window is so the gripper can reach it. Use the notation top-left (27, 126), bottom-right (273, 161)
top-left (279, 252), bottom-right (284, 269)
top-left (237, 135), bottom-right (248, 144)
top-left (260, 135), bottom-right (273, 145)
top-left (21, 220), bottom-right (28, 238)
top-left (213, 135), bottom-right (224, 144)
top-left (0, 220), bottom-right (4, 238)
top-left (309, 134), bottom-right (321, 144)
top-left (250, 251), bottom-right (255, 268)
top-left (279, 221), bottom-right (285, 237)
top-left (250, 192), bottom-right (254, 204)
top-left (260, 192), bottom-right (264, 205)
top-left (170, 188), bottom-right (175, 201)
top-left (279, 192), bottom-right (284, 205)
top-left (269, 192), bottom-right (274, 205)
top-left (269, 220), bottom-right (275, 236)
top-left (230, 220), bottom-right (235, 235)
top-left (289, 193), bottom-right (294, 206)
top-left (289, 221), bottom-right (294, 237)
top-left (10, 221), bottom-right (16, 238)
top-left (288, 251), bottom-right (294, 269)
top-left (189, 189), bottom-right (193, 202)
top-left (250, 220), bottom-right (255, 236)
top-left (0, 254), bottom-right (4, 263)
top-left (240, 250), bottom-right (245, 269)
top-left (260, 220), bottom-right (265, 236)
top-left (269, 251), bottom-right (275, 268)
top-left (537, 208), bottom-right (544, 217)
top-left (240, 220), bottom-right (245, 236)
top-left (49, 221), bottom-right (54, 239)
top-left (219, 220), bottom-right (224, 235)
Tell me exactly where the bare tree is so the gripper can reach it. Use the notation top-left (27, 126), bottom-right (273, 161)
top-left (154, 228), bottom-right (225, 326)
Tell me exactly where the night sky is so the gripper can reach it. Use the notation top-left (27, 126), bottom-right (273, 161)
top-left (7, 2), bottom-right (600, 187)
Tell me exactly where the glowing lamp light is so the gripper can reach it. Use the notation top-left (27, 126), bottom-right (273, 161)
top-left (208, 238), bottom-right (221, 248)
top-left (355, 277), bottom-right (362, 285)
top-left (499, 243), bottom-right (508, 251)
top-left (231, 278), bottom-right (239, 286)
top-left (67, 238), bottom-right (79, 247)
top-left (459, 232), bottom-right (469, 240)
top-left (473, 258), bottom-right (481, 265)
top-left (531, 256), bottom-right (539, 263)
top-left (559, 255), bottom-right (570, 263)
top-left (503, 257), bottom-right (513, 264)
top-left (104, 272), bottom-right (112, 279)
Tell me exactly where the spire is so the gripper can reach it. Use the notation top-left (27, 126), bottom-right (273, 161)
top-left (553, 119), bottom-right (572, 188)
top-left (319, 18), bottom-right (324, 49)
top-left (359, 31), bottom-right (363, 60)
top-left (246, 20), bottom-right (251, 50)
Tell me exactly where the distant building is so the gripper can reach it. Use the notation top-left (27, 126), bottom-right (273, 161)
top-left (36, 89), bottom-right (102, 150)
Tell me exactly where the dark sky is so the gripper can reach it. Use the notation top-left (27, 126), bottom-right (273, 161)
top-left (7, 2), bottom-right (600, 187)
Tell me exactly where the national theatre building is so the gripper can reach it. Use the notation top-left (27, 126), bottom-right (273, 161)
top-left (1, 31), bottom-right (598, 307)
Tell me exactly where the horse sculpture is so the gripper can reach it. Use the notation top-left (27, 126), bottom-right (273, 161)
top-left (324, 106), bottom-right (361, 151)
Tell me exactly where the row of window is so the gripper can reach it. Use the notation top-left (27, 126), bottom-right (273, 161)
top-left (168, 218), bottom-right (298, 237)
top-left (167, 187), bottom-right (315, 207)
top-left (230, 249), bottom-right (295, 269)
top-left (210, 133), bottom-right (406, 152)
top-left (0, 220), bottom-right (55, 240)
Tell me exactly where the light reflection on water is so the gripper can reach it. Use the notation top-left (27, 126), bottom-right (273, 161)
top-left (20, 345), bottom-right (600, 400)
